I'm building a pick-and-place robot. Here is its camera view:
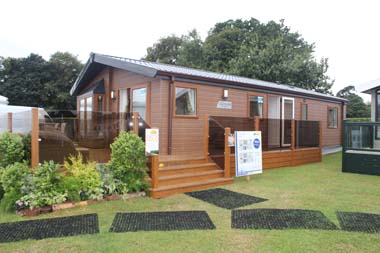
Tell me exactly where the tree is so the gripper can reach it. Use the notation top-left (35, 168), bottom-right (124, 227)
top-left (144, 18), bottom-right (334, 94)
top-left (336, 85), bottom-right (370, 118)
top-left (144, 35), bottom-right (183, 64)
top-left (0, 52), bottom-right (82, 109)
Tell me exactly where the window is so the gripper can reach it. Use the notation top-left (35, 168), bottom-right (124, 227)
top-left (301, 104), bottom-right (308, 120)
top-left (249, 96), bottom-right (263, 118)
top-left (132, 87), bottom-right (147, 120)
top-left (328, 107), bottom-right (338, 128)
top-left (376, 90), bottom-right (380, 139)
top-left (86, 97), bottom-right (93, 120)
top-left (175, 87), bottom-right (196, 116)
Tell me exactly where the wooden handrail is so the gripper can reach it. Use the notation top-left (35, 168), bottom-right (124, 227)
top-left (254, 116), bottom-right (260, 131)
top-left (224, 127), bottom-right (231, 178)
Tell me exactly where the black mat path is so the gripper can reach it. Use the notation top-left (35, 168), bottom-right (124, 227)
top-left (337, 212), bottom-right (380, 233)
top-left (0, 213), bottom-right (99, 243)
top-left (232, 209), bottom-right (338, 230)
top-left (185, 188), bottom-right (268, 210)
top-left (109, 211), bottom-right (216, 232)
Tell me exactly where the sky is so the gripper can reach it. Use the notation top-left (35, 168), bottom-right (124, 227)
top-left (1, 0), bottom-right (379, 102)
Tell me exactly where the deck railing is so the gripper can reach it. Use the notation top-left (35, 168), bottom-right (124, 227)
top-left (206, 115), bottom-right (322, 175)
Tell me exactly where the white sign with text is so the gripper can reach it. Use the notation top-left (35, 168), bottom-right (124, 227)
top-left (235, 131), bottom-right (262, 177)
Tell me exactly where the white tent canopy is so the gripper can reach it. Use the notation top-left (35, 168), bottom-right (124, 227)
top-left (0, 95), bottom-right (8, 105)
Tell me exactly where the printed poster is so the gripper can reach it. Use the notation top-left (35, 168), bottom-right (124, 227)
top-left (145, 128), bottom-right (159, 155)
top-left (235, 131), bottom-right (262, 177)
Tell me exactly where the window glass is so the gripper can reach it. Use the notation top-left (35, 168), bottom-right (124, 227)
top-left (249, 96), bottom-right (263, 118)
top-left (132, 88), bottom-right (147, 120)
top-left (80, 99), bottom-right (85, 136)
top-left (86, 97), bottom-right (93, 120)
top-left (175, 87), bottom-right (196, 116)
top-left (119, 89), bottom-right (130, 113)
top-left (377, 91), bottom-right (380, 122)
top-left (301, 104), bottom-right (308, 120)
top-left (328, 107), bottom-right (338, 128)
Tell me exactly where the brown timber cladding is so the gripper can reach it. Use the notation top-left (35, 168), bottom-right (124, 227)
top-left (78, 68), bottom-right (343, 156)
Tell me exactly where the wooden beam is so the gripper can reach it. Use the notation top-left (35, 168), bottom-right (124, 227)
top-left (319, 120), bottom-right (323, 160)
top-left (150, 155), bottom-right (159, 189)
top-left (224, 127), bottom-right (231, 178)
top-left (31, 108), bottom-right (39, 168)
top-left (204, 114), bottom-right (209, 162)
top-left (290, 119), bottom-right (295, 165)
top-left (133, 112), bottom-right (139, 134)
top-left (7, 112), bottom-right (12, 132)
top-left (254, 116), bottom-right (260, 131)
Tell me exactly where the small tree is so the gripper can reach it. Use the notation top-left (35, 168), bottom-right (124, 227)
top-left (109, 131), bottom-right (148, 193)
top-left (0, 132), bottom-right (25, 168)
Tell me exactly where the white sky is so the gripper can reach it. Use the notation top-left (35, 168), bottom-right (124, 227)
top-left (1, 0), bottom-right (379, 102)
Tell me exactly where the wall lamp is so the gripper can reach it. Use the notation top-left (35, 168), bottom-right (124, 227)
top-left (223, 89), bottom-right (229, 100)
top-left (110, 90), bottom-right (116, 100)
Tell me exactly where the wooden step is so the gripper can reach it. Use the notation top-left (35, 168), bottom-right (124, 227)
top-left (158, 163), bottom-right (218, 176)
top-left (160, 159), bottom-right (208, 167)
top-left (158, 170), bottom-right (224, 186)
top-left (149, 177), bottom-right (234, 199)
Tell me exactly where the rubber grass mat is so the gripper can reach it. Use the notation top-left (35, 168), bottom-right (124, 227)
top-left (232, 209), bottom-right (338, 230)
top-left (185, 188), bottom-right (267, 210)
top-left (0, 213), bottom-right (99, 243)
top-left (337, 211), bottom-right (380, 233)
top-left (109, 211), bottom-right (216, 232)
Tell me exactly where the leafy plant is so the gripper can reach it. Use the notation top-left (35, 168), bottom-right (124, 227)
top-left (96, 164), bottom-right (123, 195)
top-left (63, 153), bottom-right (103, 200)
top-left (109, 131), bottom-right (148, 193)
top-left (21, 133), bottom-right (31, 163)
top-left (58, 176), bottom-right (81, 202)
top-left (0, 132), bottom-right (25, 168)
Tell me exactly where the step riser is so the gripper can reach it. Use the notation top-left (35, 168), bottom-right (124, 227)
top-left (160, 159), bottom-right (208, 167)
top-left (159, 166), bottom-right (217, 176)
top-left (158, 172), bottom-right (224, 187)
top-left (150, 180), bottom-right (233, 199)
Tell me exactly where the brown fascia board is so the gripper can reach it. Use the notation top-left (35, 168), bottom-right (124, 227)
top-left (156, 71), bottom-right (347, 104)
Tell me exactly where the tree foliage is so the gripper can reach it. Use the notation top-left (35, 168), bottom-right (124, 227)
top-left (0, 52), bottom-right (82, 109)
top-left (144, 18), bottom-right (334, 94)
top-left (336, 85), bottom-right (370, 118)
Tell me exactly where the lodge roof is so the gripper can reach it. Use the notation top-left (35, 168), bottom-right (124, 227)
top-left (358, 78), bottom-right (380, 94)
top-left (71, 53), bottom-right (347, 103)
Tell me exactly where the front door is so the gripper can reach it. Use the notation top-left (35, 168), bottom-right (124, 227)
top-left (282, 97), bottom-right (294, 146)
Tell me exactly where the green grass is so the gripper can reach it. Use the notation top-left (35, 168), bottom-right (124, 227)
top-left (0, 153), bottom-right (379, 253)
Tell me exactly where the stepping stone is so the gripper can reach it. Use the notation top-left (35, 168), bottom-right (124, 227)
top-left (232, 209), bottom-right (338, 230)
top-left (337, 211), bottom-right (380, 233)
top-left (109, 211), bottom-right (215, 232)
top-left (185, 188), bottom-right (267, 209)
top-left (0, 213), bottom-right (99, 243)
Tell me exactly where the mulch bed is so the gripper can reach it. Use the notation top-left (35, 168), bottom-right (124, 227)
top-left (337, 211), bottom-right (380, 233)
top-left (109, 211), bottom-right (216, 232)
top-left (0, 213), bottom-right (99, 243)
top-left (185, 188), bottom-right (267, 210)
top-left (232, 209), bottom-right (338, 230)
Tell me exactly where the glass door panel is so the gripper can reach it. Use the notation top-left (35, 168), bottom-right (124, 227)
top-left (282, 97), bottom-right (294, 146)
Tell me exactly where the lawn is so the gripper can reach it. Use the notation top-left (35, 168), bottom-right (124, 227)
top-left (0, 152), bottom-right (379, 253)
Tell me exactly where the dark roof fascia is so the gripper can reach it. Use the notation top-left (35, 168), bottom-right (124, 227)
top-left (70, 53), bottom-right (95, 96)
top-left (156, 72), bottom-right (347, 104)
top-left (93, 54), bottom-right (158, 78)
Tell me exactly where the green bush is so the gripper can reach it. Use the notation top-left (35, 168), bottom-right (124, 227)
top-left (109, 131), bottom-right (148, 193)
top-left (58, 176), bottom-right (82, 202)
top-left (0, 132), bottom-right (25, 168)
top-left (18, 161), bottom-right (67, 210)
top-left (96, 164), bottom-right (122, 196)
top-left (0, 162), bottom-right (30, 211)
top-left (21, 133), bottom-right (31, 163)
top-left (63, 153), bottom-right (103, 200)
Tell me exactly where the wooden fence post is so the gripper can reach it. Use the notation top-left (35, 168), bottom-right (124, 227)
top-left (291, 119), bottom-right (295, 165)
top-left (31, 108), bottom-right (39, 168)
top-left (204, 114), bottom-right (209, 162)
top-left (224, 127), bottom-right (231, 178)
top-left (319, 120), bottom-right (323, 161)
top-left (254, 116), bottom-right (260, 131)
top-left (150, 155), bottom-right (159, 189)
top-left (7, 112), bottom-right (12, 132)
top-left (133, 112), bottom-right (139, 134)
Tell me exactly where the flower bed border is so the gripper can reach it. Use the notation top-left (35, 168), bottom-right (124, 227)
top-left (16, 192), bottom-right (146, 217)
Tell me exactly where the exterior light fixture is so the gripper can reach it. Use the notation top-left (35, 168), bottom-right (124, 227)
top-left (110, 90), bottom-right (116, 100)
top-left (223, 89), bottom-right (229, 100)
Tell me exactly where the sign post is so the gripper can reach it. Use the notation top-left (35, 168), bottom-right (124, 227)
top-left (145, 129), bottom-right (159, 155)
top-left (234, 131), bottom-right (262, 178)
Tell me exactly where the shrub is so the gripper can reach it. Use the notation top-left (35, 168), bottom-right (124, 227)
top-left (109, 131), bottom-right (148, 193)
top-left (63, 153), bottom-right (103, 200)
top-left (0, 162), bottom-right (30, 211)
top-left (18, 161), bottom-right (67, 210)
top-left (0, 132), bottom-right (25, 168)
top-left (21, 133), bottom-right (31, 163)
top-left (96, 164), bottom-right (122, 196)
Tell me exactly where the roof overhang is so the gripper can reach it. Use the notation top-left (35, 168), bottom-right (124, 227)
top-left (358, 78), bottom-right (380, 94)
